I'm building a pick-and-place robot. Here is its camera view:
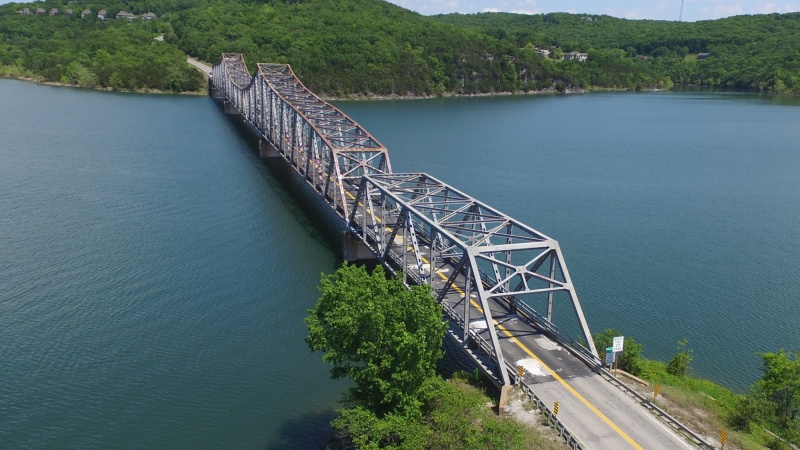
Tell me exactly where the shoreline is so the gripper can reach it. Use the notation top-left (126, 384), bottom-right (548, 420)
top-left (3, 74), bottom-right (646, 100)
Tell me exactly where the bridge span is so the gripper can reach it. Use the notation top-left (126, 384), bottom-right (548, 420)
top-left (209, 53), bottom-right (710, 450)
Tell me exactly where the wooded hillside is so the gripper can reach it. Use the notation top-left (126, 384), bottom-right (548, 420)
top-left (1, 0), bottom-right (798, 95)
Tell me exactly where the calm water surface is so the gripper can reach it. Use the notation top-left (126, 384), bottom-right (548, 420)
top-left (1, 80), bottom-right (799, 447)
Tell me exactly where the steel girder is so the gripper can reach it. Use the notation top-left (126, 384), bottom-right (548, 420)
top-left (210, 54), bottom-right (392, 217)
top-left (347, 172), bottom-right (599, 385)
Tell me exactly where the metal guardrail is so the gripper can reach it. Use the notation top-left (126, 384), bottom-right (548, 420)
top-left (518, 381), bottom-right (585, 450)
top-left (597, 369), bottom-right (716, 450)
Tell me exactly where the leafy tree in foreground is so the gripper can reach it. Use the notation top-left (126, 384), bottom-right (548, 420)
top-left (305, 263), bottom-right (446, 417)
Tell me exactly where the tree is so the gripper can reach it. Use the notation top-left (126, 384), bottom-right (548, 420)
top-left (593, 328), bottom-right (645, 376)
top-left (305, 263), bottom-right (446, 417)
top-left (666, 338), bottom-right (694, 376)
top-left (754, 350), bottom-right (800, 429)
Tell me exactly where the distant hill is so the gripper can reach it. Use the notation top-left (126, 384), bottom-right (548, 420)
top-left (1, 0), bottom-right (799, 95)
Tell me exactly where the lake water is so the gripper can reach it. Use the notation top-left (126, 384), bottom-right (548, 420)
top-left (1, 79), bottom-right (798, 447)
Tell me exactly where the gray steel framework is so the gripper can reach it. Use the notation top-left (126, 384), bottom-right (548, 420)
top-left (210, 54), bottom-right (599, 392)
top-left (212, 53), bottom-right (391, 217)
top-left (347, 172), bottom-right (599, 387)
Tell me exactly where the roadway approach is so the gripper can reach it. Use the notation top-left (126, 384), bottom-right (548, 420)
top-left (208, 54), bottom-right (712, 450)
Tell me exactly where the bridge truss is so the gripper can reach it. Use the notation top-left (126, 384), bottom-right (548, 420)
top-left (211, 54), bottom-right (599, 392)
top-left (212, 53), bottom-right (391, 217)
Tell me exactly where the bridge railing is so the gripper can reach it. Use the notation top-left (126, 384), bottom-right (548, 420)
top-left (211, 53), bottom-right (392, 217)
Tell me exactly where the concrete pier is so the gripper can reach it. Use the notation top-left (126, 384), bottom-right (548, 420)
top-left (342, 230), bottom-right (378, 262)
top-left (259, 139), bottom-right (280, 158)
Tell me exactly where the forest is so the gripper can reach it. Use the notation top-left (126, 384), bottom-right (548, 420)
top-left (1, 0), bottom-right (799, 96)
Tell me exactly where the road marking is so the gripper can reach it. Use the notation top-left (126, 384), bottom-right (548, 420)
top-left (496, 322), bottom-right (643, 450)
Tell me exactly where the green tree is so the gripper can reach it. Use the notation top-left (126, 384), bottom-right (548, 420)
top-left (593, 328), bottom-right (645, 376)
top-left (755, 350), bottom-right (800, 429)
top-left (666, 338), bottom-right (694, 376)
top-left (305, 263), bottom-right (446, 417)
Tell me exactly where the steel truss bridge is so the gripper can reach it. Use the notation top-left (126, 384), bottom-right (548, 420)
top-left (209, 54), bottom-right (711, 450)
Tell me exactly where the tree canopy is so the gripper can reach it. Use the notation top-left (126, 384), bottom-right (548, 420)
top-left (2, 0), bottom-right (800, 95)
top-left (305, 263), bottom-right (446, 417)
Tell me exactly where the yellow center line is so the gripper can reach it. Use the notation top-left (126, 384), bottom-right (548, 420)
top-left (346, 189), bottom-right (640, 448)
top-left (496, 322), bottom-right (643, 450)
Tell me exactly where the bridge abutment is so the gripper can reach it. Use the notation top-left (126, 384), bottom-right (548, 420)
top-left (342, 230), bottom-right (378, 263)
top-left (259, 139), bottom-right (280, 158)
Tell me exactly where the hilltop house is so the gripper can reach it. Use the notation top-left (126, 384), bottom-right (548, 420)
top-left (116, 11), bottom-right (136, 20)
top-left (535, 48), bottom-right (550, 58)
top-left (697, 52), bottom-right (710, 59)
top-left (564, 51), bottom-right (589, 62)
top-left (81, 8), bottom-right (91, 18)
top-left (49, 8), bottom-right (58, 15)
top-left (35, 8), bottom-right (45, 15)
top-left (140, 12), bottom-right (157, 20)
top-left (18, 7), bottom-right (31, 14)
top-left (97, 9), bottom-right (107, 20)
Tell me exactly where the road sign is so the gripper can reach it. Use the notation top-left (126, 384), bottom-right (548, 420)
top-left (613, 336), bottom-right (624, 353)
top-left (553, 401), bottom-right (559, 415)
top-left (518, 365), bottom-right (525, 377)
top-left (721, 429), bottom-right (727, 444)
top-left (605, 347), bottom-right (615, 364)
top-left (654, 384), bottom-right (660, 399)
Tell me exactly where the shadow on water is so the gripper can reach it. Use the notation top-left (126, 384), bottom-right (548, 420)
top-left (264, 409), bottom-right (338, 450)
top-left (213, 102), bottom-right (343, 258)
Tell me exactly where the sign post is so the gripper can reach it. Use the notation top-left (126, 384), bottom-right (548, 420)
top-left (612, 336), bottom-right (624, 373)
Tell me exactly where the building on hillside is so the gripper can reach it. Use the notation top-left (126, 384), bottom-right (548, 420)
top-left (35, 8), bottom-right (45, 15)
top-left (81, 9), bottom-right (91, 18)
top-left (535, 48), bottom-right (550, 58)
top-left (697, 52), bottom-right (710, 59)
top-left (141, 12), bottom-right (157, 20)
top-left (116, 11), bottom-right (136, 20)
top-left (582, 16), bottom-right (593, 21)
top-left (97, 9), bottom-right (107, 20)
top-left (18, 7), bottom-right (31, 14)
top-left (564, 51), bottom-right (589, 62)
top-left (49, 8), bottom-right (58, 15)
top-left (65, 9), bottom-right (74, 15)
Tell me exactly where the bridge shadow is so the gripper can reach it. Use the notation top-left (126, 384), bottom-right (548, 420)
top-left (212, 103), bottom-right (344, 260)
top-left (264, 409), bottom-right (338, 450)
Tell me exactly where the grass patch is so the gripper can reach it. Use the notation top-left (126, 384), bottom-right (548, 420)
top-left (633, 359), bottom-right (776, 450)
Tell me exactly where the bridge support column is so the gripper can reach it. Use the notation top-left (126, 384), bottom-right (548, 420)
top-left (342, 230), bottom-right (377, 262)
top-left (499, 385), bottom-right (512, 412)
top-left (259, 139), bottom-right (280, 158)
top-left (223, 101), bottom-right (241, 116)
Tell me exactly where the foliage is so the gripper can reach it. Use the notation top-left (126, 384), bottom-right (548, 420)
top-left (305, 263), bottom-right (446, 417)
top-left (331, 373), bottom-right (556, 450)
top-left (0, 3), bottom-right (203, 92)
top-left (666, 338), bottom-right (694, 376)
top-left (732, 350), bottom-right (800, 443)
top-left (3, 1), bottom-right (800, 95)
top-left (593, 328), bottom-right (645, 376)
